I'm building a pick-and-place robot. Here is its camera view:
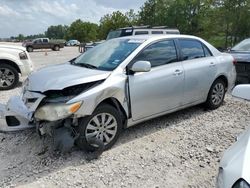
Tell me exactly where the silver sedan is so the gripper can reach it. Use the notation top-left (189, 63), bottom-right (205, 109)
top-left (0, 35), bottom-right (236, 152)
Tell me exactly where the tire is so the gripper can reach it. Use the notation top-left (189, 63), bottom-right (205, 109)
top-left (26, 46), bottom-right (33, 52)
top-left (0, 63), bottom-right (19, 90)
top-left (205, 79), bottom-right (226, 110)
top-left (54, 45), bottom-right (60, 51)
top-left (76, 104), bottom-right (123, 151)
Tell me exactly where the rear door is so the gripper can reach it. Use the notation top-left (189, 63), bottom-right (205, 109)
top-left (42, 38), bottom-right (50, 49)
top-left (128, 39), bottom-right (184, 121)
top-left (178, 39), bottom-right (217, 104)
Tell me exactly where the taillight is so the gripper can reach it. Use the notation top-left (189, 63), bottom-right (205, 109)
top-left (233, 58), bottom-right (237, 65)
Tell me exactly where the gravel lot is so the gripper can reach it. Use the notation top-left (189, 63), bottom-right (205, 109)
top-left (0, 46), bottom-right (250, 188)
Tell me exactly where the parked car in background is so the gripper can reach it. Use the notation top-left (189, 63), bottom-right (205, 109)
top-left (217, 84), bottom-right (250, 188)
top-left (106, 25), bottom-right (180, 40)
top-left (80, 26), bottom-right (180, 53)
top-left (0, 35), bottom-right (236, 152)
top-left (0, 45), bottom-right (33, 90)
top-left (80, 40), bottom-right (105, 53)
top-left (65, 40), bottom-right (80, 46)
top-left (22, 38), bottom-right (64, 52)
top-left (228, 38), bottom-right (250, 84)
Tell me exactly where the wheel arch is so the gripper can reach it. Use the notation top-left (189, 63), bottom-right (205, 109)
top-left (97, 97), bottom-right (128, 128)
top-left (0, 59), bottom-right (21, 73)
top-left (214, 74), bottom-right (228, 90)
top-left (206, 74), bottom-right (229, 100)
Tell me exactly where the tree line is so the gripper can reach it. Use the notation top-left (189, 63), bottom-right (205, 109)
top-left (12, 0), bottom-right (250, 48)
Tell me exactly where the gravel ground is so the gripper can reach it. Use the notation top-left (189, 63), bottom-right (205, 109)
top-left (0, 46), bottom-right (250, 188)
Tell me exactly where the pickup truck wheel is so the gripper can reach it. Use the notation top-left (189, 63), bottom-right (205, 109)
top-left (205, 79), bottom-right (226, 110)
top-left (54, 45), bottom-right (60, 51)
top-left (76, 104), bottom-right (122, 151)
top-left (0, 64), bottom-right (19, 90)
top-left (26, 46), bottom-right (33, 52)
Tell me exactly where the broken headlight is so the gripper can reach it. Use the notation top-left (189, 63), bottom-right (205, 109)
top-left (34, 101), bottom-right (82, 121)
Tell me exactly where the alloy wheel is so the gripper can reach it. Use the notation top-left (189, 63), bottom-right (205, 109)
top-left (211, 83), bottom-right (225, 105)
top-left (85, 113), bottom-right (118, 145)
top-left (0, 68), bottom-right (15, 88)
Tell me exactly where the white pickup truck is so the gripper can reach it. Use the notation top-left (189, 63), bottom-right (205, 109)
top-left (0, 45), bottom-right (33, 90)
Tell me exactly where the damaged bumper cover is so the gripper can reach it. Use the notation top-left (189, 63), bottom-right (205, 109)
top-left (0, 92), bottom-right (45, 132)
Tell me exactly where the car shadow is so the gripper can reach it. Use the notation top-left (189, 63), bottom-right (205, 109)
top-left (0, 104), bottom-right (211, 187)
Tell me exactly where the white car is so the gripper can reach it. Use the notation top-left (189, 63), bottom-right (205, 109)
top-left (217, 85), bottom-right (250, 188)
top-left (0, 45), bottom-right (33, 90)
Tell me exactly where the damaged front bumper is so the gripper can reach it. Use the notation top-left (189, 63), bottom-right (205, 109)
top-left (0, 96), bottom-right (35, 132)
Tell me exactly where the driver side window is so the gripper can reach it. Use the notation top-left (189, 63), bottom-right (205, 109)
top-left (133, 40), bottom-right (178, 67)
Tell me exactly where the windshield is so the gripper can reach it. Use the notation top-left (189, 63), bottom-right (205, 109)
top-left (232, 39), bottom-right (250, 51)
top-left (73, 38), bottom-right (142, 71)
top-left (106, 30), bottom-right (122, 40)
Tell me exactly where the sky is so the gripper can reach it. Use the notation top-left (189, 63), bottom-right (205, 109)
top-left (0, 0), bottom-right (147, 38)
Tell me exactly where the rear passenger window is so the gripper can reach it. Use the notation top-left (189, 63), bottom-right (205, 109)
top-left (152, 31), bottom-right (163, 34)
top-left (43, 39), bottom-right (48, 43)
top-left (203, 45), bottom-right (212, 57)
top-left (179, 39), bottom-right (205, 60)
top-left (135, 31), bottom-right (149, 35)
top-left (133, 40), bottom-right (178, 67)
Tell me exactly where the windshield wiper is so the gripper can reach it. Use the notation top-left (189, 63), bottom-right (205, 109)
top-left (75, 63), bottom-right (97, 69)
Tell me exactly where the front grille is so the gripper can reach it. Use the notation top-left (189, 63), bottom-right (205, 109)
top-left (236, 63), bottom-right (246, 73)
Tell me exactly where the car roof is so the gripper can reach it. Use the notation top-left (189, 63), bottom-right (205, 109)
top-left (115, 34), bottom-right (201, 41)
top-left (113, 34), bottom-right (220, 55)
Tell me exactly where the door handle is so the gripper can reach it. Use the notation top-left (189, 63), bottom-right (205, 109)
top-left (173, 69), bottom-right (183, 76)
top-left (209, 62), bottom-right (216, 67)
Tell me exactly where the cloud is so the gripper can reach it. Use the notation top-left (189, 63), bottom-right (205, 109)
top-left (0, 5), bottom-right (20, 16)
top-left (92, 0), bottom-right (145, 9)
top-left (0, 0), bottom-right (146, 38)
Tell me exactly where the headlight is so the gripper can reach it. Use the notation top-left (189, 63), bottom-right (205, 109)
top-left (19, 52), bottom-right (28, 60)
top-left (233, 179), bottom-right (250, 188)
top-left (216, 167), bottom-right (224, 188)
top-left (34, 101), bottom-right (82, 121)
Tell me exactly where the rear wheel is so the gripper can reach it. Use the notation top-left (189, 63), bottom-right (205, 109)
top-left (76, 104), bottom-right (122, 151)
top-left (0, 64), bottom-right (19, 90)
top-left (205, 79), bottom-right (226, 109)
top-left (54, 45), bottom-right (60, 51)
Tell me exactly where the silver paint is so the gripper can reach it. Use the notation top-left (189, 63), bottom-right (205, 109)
top-left (0, 35), bottom-right (236, 133)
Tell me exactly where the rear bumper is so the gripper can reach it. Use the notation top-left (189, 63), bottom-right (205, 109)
top-left (0, 96), bottom-right (35, 132)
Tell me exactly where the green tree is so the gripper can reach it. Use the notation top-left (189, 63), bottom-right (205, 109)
top-left (99, 10), bottom-right (137, 39)
top-left (45, 25), bottom-right (68, 39)
top-left (66, 19), bottom-right (98, 42)
top-left (17, 34), bottom-right (25, 41)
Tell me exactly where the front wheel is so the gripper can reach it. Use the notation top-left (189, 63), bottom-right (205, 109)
top-left (0, 63), bottom-right (19, 90)
top-left (76, 104), bottom-right (122, 151)
top-left (205, 79), bottom-right (226, 110)
top-left (26, 46), bottom-right (33, 52)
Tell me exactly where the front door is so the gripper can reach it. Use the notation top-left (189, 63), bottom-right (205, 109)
top-left (128, 39), bottom-right (184, 121)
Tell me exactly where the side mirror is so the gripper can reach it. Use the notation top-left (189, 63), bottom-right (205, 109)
top-left (130, 61), bottom-right (151, 73)
top-left (232, 85), bottom-right (250, 101)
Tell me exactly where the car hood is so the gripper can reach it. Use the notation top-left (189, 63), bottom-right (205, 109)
top-left (229, 51), bottom-right (250, 62)
top-left (26, 63), bottom-right (111, 92)
top-left (220, 125), bottom-right (250, 187)
top-left (0, 44), bottom-right (26, 52)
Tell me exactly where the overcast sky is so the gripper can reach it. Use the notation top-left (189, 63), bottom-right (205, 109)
top-left (0, 0), bottom-right (146, 38)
